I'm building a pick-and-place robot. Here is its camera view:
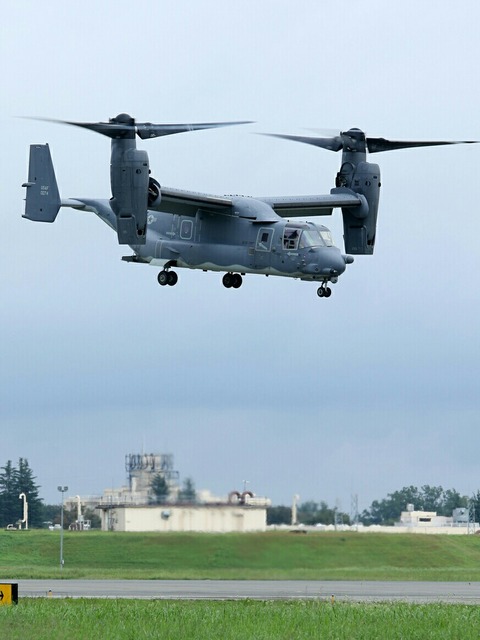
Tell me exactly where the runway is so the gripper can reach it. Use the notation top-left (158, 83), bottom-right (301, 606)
top-left (16, 580), bottom-right (480, 603)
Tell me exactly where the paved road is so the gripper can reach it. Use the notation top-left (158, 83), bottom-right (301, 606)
top-left (15, 580), bottom-right (480, 603)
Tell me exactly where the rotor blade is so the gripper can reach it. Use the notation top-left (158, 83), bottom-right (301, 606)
top-left (263, 133), bottom-right (343, 152)
top-left (21, 117), bottom-right (134, 138)
top-left (23, 116), bottom-right (254, 140)
top-left (366, 137), bottom-right (480, 153)
top-left (136, 121), bottom-right (253, 140)
top-left (65, 120), bottom-right (132, 138)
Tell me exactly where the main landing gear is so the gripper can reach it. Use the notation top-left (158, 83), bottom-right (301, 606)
top-left (157, 269), bottom-right (178, 286)
top-left (317, 284), bottom-right (332, 298)
top-left (222, 273), bottom-right (243, 289)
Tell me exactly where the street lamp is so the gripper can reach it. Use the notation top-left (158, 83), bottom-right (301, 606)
top-left (57, 485), bottom-right (68, 569)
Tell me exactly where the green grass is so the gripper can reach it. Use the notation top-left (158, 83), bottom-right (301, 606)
top-left (1, 599), bottom-right (480, 639)
top-left (2, 530), bottom-right (480, 581)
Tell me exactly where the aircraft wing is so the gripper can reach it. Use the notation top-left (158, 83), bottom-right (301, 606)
top-left (158, 189), bottom-right (362, 218)
top-left (259, 193), bottom-right (362, 217)
top-left (156, 188), bottom-right (280, 222)
top-left (156, 187), bottom-right (233, 216)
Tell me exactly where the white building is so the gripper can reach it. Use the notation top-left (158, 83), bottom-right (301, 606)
top-left (65, 451), bottom-right (271, 532)
top-left (397, 509), bottom-right (450, 527)
top-left (97, 503), bottom-right (267, 533)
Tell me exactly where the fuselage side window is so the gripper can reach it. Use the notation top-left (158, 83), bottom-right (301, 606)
top-left (256, 228), bottom-right (273, 251)
top-left (180, 219), bottom-right (193, 240)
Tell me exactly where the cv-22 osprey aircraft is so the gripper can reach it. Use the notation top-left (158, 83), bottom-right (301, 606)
top-left (22, 114), bottom-right (477, 298)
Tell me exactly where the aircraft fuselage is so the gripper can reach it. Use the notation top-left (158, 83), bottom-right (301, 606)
top-left (129, 200), bottom-right (350, 283)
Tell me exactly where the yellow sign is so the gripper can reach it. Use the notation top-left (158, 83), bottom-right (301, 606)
top-left (0, 583), bottom-right (18, 605)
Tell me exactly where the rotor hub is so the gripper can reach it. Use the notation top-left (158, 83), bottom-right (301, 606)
top-left (112, 113), bottom-right (134, 125)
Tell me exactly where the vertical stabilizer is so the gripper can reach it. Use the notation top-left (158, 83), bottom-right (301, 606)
top-left (22, 144), bottom-right (61, 222)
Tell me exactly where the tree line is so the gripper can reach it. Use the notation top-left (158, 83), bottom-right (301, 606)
top-left (150, 475), bottom-right (197, 504)
top-left (360, 485), bottom-right (474, 526)
top-left (0, 459), bottom-right (43, 527)
top-left (267, 485), bottom-right (480, 527)
top-left (0, 458), bottom-right (101, 528)
top-left (267, 501), bottom-right (350, 526)
top-left (3, 458), bottom-right (479, 529)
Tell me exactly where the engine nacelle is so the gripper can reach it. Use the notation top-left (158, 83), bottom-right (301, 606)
top-left (110, 148), bottom-right (150, 244)
top-left (332, 161), bottom-right (381, 255)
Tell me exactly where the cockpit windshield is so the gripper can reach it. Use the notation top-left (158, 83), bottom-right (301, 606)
top-left (283, 223), bottom-right (335, 250)
top-left (319, 229), bottom-right (334, 246)
top-left (301, 226), bottom-right (334, 248)
top-left (300, 228), bottom-right (323, 248)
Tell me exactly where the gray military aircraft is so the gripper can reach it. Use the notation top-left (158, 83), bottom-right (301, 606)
top-left (22, 114), bottom-right (477, 298)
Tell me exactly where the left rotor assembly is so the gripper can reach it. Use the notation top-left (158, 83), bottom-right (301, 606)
top-left (25, 114), bottom-right (252, 245)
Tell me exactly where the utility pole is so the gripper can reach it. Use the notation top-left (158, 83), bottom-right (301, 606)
top-left (468, 497), bottom-right (476, 535)
top-left (57, 486), bottom-right (68, 569)
top-left (350, 494), bottom-right (359, 531)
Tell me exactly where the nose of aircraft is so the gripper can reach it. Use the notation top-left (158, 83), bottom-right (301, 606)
top-left (321, 249), bottom-right (349, 276)
top-left (303, 248), bottom-right (354, 277)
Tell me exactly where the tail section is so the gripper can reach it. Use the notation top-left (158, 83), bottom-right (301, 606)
top-left (22, 144), bottom-right (61, 222)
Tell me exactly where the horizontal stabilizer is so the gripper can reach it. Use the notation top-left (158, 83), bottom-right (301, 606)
top-left (22, 144), bottom-right (61, 222)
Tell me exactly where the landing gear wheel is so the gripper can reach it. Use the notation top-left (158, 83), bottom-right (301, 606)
top-left (167, 271), bottom-right (178, 286)
top-left (158, 270), bottom-right (169, 286)
top-left (232, 274), bottom-right (243, 289)
top-left (317, 285), bottom-right (332, 298)
top-left (222, 273), bottom-right (233, 288)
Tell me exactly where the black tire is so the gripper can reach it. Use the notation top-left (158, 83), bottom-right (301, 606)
top-left (232, 274), bottom-right (243, 289)
top-left (223, 273), bottom-right (233, 288)
top-left (317, 287), bottom-right (324, 298)
top-left (158, 271), bottom-right (169, 286)
top-left (167, 271), bottom-right (178, 286)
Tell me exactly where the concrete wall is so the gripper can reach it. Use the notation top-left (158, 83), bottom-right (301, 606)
top-left (270, 524), bottom-right (479, 535)
top-left (98, 504), bottom-right (267, 533)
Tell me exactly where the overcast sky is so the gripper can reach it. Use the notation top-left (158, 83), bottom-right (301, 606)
top-left (1, 1), bottom-right (479, 513)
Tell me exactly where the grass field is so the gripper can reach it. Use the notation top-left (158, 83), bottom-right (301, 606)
top-left (1, 530), bottom-right (480, 581)
top-left (2, 531), bottom-right (480, 638)
top-left (1, 599), bottom-right (480, 639)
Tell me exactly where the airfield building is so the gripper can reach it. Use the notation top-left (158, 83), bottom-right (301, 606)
top-left (97, 497), bottom-right (268, 533)
top-left (66, 451), bottom-right (270, 533)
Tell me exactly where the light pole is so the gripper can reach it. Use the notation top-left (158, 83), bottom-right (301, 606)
top-left (57, 485), bottom-right (68, 569)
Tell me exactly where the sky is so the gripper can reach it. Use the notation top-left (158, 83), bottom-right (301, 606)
top-left (1, 1), bottom-right (479, 513)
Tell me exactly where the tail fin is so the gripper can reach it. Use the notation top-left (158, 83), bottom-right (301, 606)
top-left (22, 144), bottom-right (61, 222)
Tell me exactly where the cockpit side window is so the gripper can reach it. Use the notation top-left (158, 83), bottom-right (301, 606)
top-left (283, 227), bottom-right (300, 250)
